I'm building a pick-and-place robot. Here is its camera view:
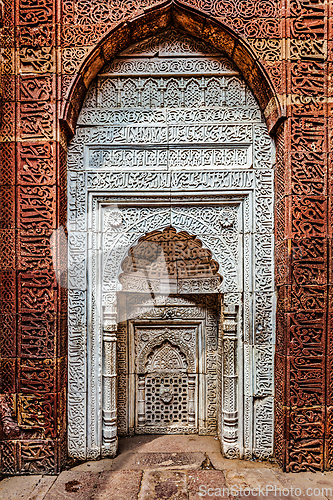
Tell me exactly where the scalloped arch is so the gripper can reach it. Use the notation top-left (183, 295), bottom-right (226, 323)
top-left (119, 226), bottom-right (223, 283)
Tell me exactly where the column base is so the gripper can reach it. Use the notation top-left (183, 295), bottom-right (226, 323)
top-left (101, 438), bottom-right (118, 458)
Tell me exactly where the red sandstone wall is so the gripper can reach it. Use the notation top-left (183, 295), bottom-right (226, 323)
top-left (0, 0), bottom-right (331, 473)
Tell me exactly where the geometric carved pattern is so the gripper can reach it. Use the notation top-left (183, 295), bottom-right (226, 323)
top-left (67, 27), bottom-right (275, 462)
top-left (145, 373), bottom-right (190, 427)
top-left (146, 341), bottom-right (188, 372)
top-left (117, 301), bottom-right (221, 437)
top-left (121, 227), bottom-right (221, 279)
top-left (144, 340), bottom-right (192, 432)
top-left (133, 321), bottom-right (200, 434)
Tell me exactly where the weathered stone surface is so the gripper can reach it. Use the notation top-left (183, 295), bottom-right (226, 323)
top-left (188, 470), bottom-right (227, 500)
top-left (111, 452), bottom-right (206, 471)
top-left (27, 477), bottom-right (57, 500)
top-left (70, 459), bottom-right (113, 473)
top-left (91, 471), bottom-right (142, 500)
top-left (0, 475), bottom-right (42, 500)
top-left (43, 472), bottom-right (99, 500)
top-left (2, 445), bottom-right (333, 500)
top-left (118, 435), bottom-right (221, 454)
top-left (208, 452), bottom-right (277, 471)
top-left (138, 470), bottom-right (187, 500)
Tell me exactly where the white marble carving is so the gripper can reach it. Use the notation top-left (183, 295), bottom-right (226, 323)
top-left (67, 28), bottom-right (275, 461)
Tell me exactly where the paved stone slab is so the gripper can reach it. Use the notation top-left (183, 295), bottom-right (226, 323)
top-left (224, 467), bottom-right (293, 500)
top-left (312, 473), bottom-right (333, 500)
top-left (188, 470), bottom-right (228, 499)
top-left (138, 470), bottom-right (187, 500)
top-left (91, 470), bottom-right (142, 500)
top-left (118, 435), bottom-right (221, 454)
top-left (271, 469), bottom-right (330, 500)
top-left (112, 452), bottom-right (206, 471)
top-left (208, 452), bottom-right (277, 471)
top-left (43, 471), bottom-right (99, 500)
top-left (70, 459), bottom-right (113, 472)
top-left (27, 477), bottom-right (57, 500)
top-left (0, 475), bottom-right (42, 500)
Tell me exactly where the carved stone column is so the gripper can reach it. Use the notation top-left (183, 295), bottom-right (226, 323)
top-left (102, 307), bottom-right (118, 457)
top-left (188, 374), bottom-right (196, 425)
top-left (137, 376), bottom-right (146, 427)
top-left (222, 305), bottom-right (239, 458)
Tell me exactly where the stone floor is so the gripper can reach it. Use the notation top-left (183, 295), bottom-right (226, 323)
top-left (2, 436), bottom-right (333, 499)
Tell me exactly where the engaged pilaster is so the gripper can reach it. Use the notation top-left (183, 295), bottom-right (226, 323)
top-left (222, 305), bottom-right (239, 458)
top-left (102, 307), bottom-right (118, 457)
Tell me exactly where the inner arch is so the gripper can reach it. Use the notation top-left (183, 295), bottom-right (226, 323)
top-left (119, 226), bottom-right (223, 294)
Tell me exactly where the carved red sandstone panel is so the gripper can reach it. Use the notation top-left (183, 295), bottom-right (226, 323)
top-left (0, 0), bottom-right (331, 474)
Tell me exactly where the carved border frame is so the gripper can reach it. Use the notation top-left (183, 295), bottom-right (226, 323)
top-left (129, 320), bottom-right (202, 435)
top-left (67, 23), bottom-right (275, 461)
top-left (67, 182), bottom-right (275, 460)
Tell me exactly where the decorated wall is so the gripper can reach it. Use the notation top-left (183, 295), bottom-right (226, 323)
top-left (0, 0), bottom-right (332, 473)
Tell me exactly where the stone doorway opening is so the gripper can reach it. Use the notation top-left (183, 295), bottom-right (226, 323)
top-left (116, 227), bottom-right (223, 438)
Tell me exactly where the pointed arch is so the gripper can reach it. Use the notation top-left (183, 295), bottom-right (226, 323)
top-left (137, 330), bottom-right (196, 374)
top-left (146, 340), bottom-right (188, 372)
top-left (99, 79), bottom-right (117, 107)
top-left (164, 78), bottom-right (182, 108)
top-left (120, 78), bottom-right (139, 107)
top-left (61, 0), bottom-right (282, 136)
top-left (205, 77), bottom-right (223, 106)
top-left (141, 78), bottom-right (161, 108)
top-left (225, 76), bottom-right (245, 107)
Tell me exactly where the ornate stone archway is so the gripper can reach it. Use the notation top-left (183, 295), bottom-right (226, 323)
top-left (62, 1), bottom-right (282, 136)
top-left (67, 27), bottom-right (275, 461)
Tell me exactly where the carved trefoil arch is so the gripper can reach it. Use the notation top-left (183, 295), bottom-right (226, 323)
top-left (67, 28), bottom-right (275, 461)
